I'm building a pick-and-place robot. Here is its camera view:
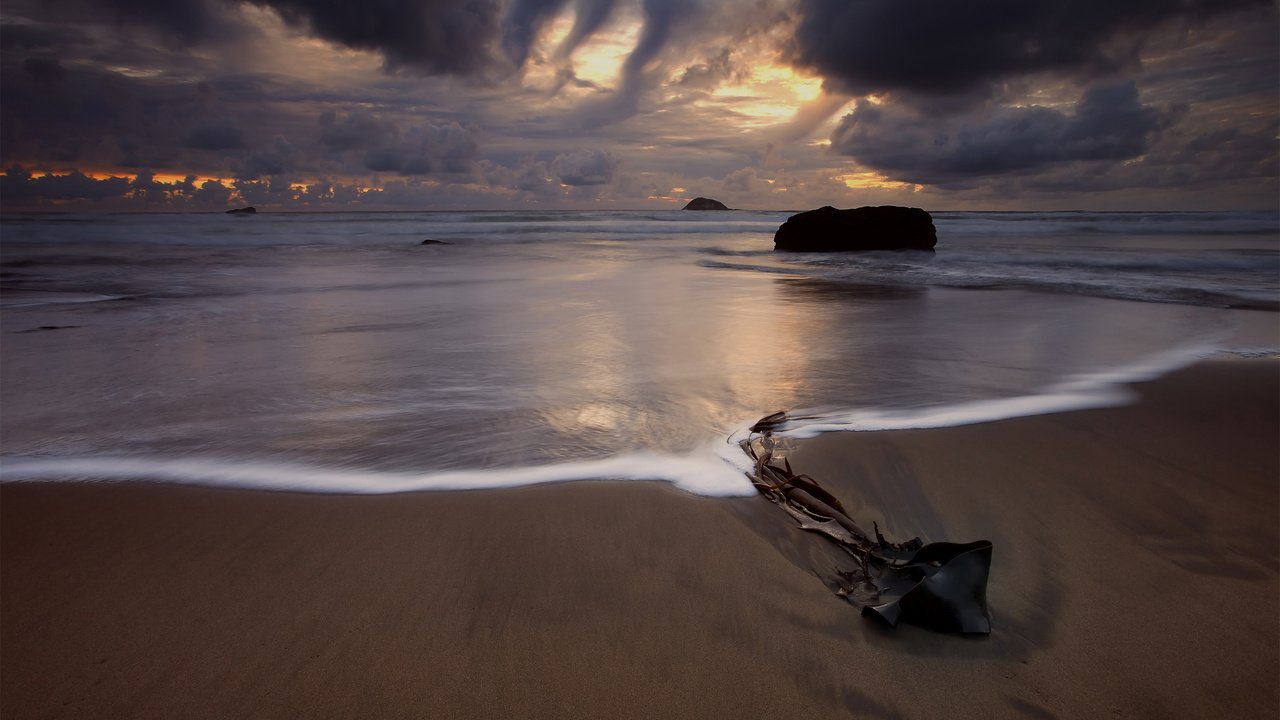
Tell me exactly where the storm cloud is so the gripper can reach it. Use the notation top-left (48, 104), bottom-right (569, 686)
top-left (573, 0), bottom-right (704, 127)
top-left (251, 0), bottom-right (503, 75)
top-left (362, 122), bottom-right (480, 175)
top-left (1, 165), bottom-right (131, 200)
top-left (183, 116), bottom-right (247, 150)
top-left (502, 0), bottom-right (571, 67)
top-left (0, 0), bottom-right (1274, 210)
top-left (6, 0), bottom-right (246, 46)
top-left (831, 81), bottom-right (1179, 185)
top-left (793, 0), bottom-right (1270, 101)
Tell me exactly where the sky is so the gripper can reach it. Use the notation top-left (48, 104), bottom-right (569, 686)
top-left (1, 0), bottom-right (1277, 211)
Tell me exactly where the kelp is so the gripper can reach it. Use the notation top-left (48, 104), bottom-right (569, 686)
top-left (742, 412), bottom-right (993, 635)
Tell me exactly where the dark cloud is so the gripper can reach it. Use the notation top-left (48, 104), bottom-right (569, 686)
top-left (250, 0), bottom-right (502, 76)
top-left (1, 165), bottom-right (131, 200)
top-left (502, 0), bottom-right (571, 67)
top-left (553, 0), bottom-right (622, 61)
top-left (236, 135), bottom-right (296, 178)
top-left (621, 0), bottom-right (686, 88)
top-left (550, 149), bottom-right (618, 184)
top-left (830, 80), bottom-right (1179, 186)
top-left (960, 103), bottom-right (1280, 207)
top-left (129, 170), bottom-right (187, 202)
top-left (318, 112), bottom-right (393, 151)
top-left (0, 54), bottom-right (294, 173)
top-left (93, 0), bottom-right (235, 43)
top-left (12, 0), bottom-right (631, 81)
top-left (3, 58), bottom-right (144, 166)
top-left (366, 122), bottom-right (479, 175)
top-left (233, 176), bottom-right (296, 205)
top-left (7, 0), bottom-right (243, 46)
top-left (1048, 104), bottom-right (1279, 196)
top-left (192, 177), bottom-right (233, 205)
top-left (183, 116), bottom-right (247, 150)
top-left (1, 21), bottom-right (91, 51)
top-left (21, 56), bottom-right (66, 84)
top-left (316, 112), bottom-right (479, 175)
top-left (1135, 12), bottom-right (1279, 107)
top-left (793, 0), bottom-right (1269, 101)
top-left (0, 164), bottom-right (253, 209)
top-left (575, 0), bottom-right (704, 127)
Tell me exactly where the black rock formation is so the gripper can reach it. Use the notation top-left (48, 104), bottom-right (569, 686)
top-left (420, 239), bottom-right (451, 245)
top-left (682, 197), bottom-right (730, 211)
top-left (226, 206), bottom-right (257, 215)
top-left (774, 205), bottom-right (936, 251)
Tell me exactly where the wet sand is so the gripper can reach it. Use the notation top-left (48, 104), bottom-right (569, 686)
top-left (2, 360), bottom-right (1276, 719)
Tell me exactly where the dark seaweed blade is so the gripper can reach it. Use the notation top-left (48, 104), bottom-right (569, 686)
top-left (742, 414), bottom-right (993, 635)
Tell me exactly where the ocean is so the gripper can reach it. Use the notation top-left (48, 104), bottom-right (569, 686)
top-left (1, 209), bottom-right (1276, 495)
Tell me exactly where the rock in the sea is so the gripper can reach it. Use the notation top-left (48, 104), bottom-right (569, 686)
top-left (682, 197), bottom-right (730, 211)
top-left (226, 206), bottom-right (257, 215)
top-left (774, 205), bottom-right (937, 251)
top-left (420, 239), bottom-right (451, 245)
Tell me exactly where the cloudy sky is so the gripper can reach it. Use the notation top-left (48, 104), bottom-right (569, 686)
top-left (2, 0), bottom-right (1276, 211)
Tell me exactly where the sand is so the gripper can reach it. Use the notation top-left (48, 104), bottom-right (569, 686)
top-left (2, 360), bottom-right (1276, 719)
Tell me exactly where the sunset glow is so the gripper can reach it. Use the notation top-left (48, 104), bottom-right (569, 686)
top-left (835, 172), bottom-right (922, 192)
top-left (0, 0), bottom-right (1274, 211)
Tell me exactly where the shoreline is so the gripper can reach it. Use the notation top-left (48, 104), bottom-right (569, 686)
top-left (3, 359), bottom-right (1277, 718)
top-left (4, 349), bottom-right (1276, 498)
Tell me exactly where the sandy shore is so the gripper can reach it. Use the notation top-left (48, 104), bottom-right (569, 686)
top-left (3, 360), bottom-right (1276, 719)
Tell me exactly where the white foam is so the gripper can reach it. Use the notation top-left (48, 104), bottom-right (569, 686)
top-left (0, 292), bottom-right (125, 308)
top-left (0, 441), bottom-right (760, 498)
top-left (775, 340), bottom-right (1222, 438)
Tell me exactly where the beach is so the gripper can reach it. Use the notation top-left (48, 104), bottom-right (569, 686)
top-left (4, 359), bottom-right (1275, 719)
top-left (4, 0), bottom-right (1280, 713)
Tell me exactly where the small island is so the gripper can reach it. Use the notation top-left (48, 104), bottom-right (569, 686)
top-left (682, 197), bottom-right (730, 211)
top-left (225, 206), bottom-right (257, 215)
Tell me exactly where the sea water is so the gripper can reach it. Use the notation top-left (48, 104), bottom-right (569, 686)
top-left (1, 210), bottom-right (1276, 495)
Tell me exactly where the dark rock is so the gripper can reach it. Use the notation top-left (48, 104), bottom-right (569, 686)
top-left (682, 197), bottom-right (730, 211)
top-left (774, 205), bottom-right (937, 251)
top-left (225, 206), bottom-right (256, 215)
top-left (15, 325), bottom-right (80, 333)
top-left (420, 239), bottom-right (451, 245)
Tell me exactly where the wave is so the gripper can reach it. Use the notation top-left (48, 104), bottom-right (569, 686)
top-left (0, 443), bottom-right (760, 497)
top-left (934, 211), bottom-right (1280, 236)
top-left (756, 339), bottom-right (1225, 439)
top-left (0, 290), bottom-right (132, 308)
top-left (2, 341), bottom-right (1244, 497)
top-left (703, 243), bottom-right (1280, 311)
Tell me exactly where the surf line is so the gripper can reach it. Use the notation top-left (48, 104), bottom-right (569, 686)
top-left (739, 411), bottom-right (993, 635)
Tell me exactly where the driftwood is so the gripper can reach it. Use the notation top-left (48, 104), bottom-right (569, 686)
top-left (742, 412), bottom-right (993, 634)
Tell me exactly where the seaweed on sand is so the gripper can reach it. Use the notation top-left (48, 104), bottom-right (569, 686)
top-left (742, 412), bottom-right (993, 635)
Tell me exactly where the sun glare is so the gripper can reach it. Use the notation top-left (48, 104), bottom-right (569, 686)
top-left (569, 23), bottom-right (637, 86)
top-left (750, 65), bottom-right (823, 104)
top-left (705, 62), bottom-right (827, 128)
top-left (835, 172), bottom-right (922, 192)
